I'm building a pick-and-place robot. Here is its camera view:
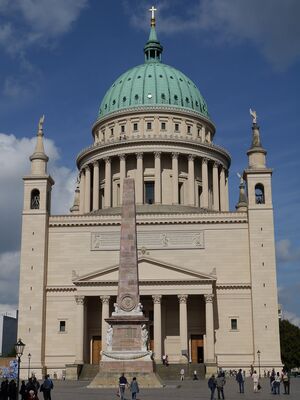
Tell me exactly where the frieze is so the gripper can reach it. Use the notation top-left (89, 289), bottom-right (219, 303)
top-left (91, 230), bottom-right (205, 251)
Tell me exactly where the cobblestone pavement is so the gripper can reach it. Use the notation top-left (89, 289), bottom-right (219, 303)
top-left (50, 377), bottom-right (299, 400)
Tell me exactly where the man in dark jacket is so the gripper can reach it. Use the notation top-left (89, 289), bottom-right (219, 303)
top-left (216, 372), bottom-right (226, 400)
top-left (40, 375), bottom-right (53, 400)
top-left (208, 374), bottom-right (217, 400)
top-left (236, 369), bottom-right (245, 393)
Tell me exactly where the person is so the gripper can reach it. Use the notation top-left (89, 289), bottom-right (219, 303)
top-left (119, 373), bottom-right (128, 400)
top-left (208, 374), bottom-right (217, 400)
top-left (32, 378), bottom-right (40, 395)
top-left (236, 369), bottom-right (244, 393)
top-left (40, 375), bottom-right (53, 400)
top-left (25, 378), bottom-right (36, 396)
top-left (216, 372), bottom-right (226, 400)
top-left (19, 381), bottom-right (26, 400)
top-left (193, 370), bottom-right (198, 380)
top-left (28, 390), bottom-right (38, 400)
top-left (1, 379), bottom-right (9, 400)
top-left (162, 354), bottom-right (166, 365)
top-left (273, 372), bottom-right (281, 395)
top-left (165, 355), bottom-right (169, 366)
top-left (282, 370), bottom-right (290, 395)
top-left (129, 377), bottom-right (139, 400)
top-left (8, 380), bottom-right (17, 400)
top-left (180, 368), bottom-right (185, 381)
top-left (252, 370), bottom-right (259, 392)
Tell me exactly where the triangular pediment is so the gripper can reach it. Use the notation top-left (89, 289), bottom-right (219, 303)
top-left (73, 256), bottom-right (216, 285)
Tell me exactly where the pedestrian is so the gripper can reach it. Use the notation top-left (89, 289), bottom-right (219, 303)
top-left (216, 372), bottom-right (226, 400)
top-left (1, 379), bottom-right (9, 400)
top-left (193, 370), bottom-right (198, 380)
top-left (236, 369), bottom-right (244, 393)
top-left (208, 374), bottom-right (217, 400)
top-left (25, 378), bottom-right (36, 396)
top-left (40, 375), bottom-right (53, 400)
top-left (162, 354), bottom-right (166, 365)
top-left (273, 372), bottom-right (281, 395)
top-left (130, 377), bottom-right (139, 400)
top-left (19, 381), bottom-right (26, 400)
top-left (282, 370), bottom-right (290, 395)
top-left (32, 377), bottom-right (40, 394)
top-left (165, 354), bottom-right (169, 366)
top-left (252, 370), bottom-right (259, 392)
top-left (119, 373), bottom-right (128, 400)
top-left (28, 390), bottom-right (38, 400)
top-left (8, 380), bottom-right (17, 400)
top-left (180, 368), bottom-right (185, 381)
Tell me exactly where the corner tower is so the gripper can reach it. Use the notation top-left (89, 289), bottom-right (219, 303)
top-left (245, 110), bottom-right (282, 369)
top-left (18, 116), bottom-right (54, 378)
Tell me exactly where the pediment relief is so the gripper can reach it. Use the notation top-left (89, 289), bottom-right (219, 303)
top-left (73, 256), bottom-right (216, 285)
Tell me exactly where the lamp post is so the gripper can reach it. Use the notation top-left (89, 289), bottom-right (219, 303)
top-left (257, 350), bottom-right (261, 379)
top-left (28, 353), bottom-right (31, 379)
top-left (15, 339), bottom-right (25, 396)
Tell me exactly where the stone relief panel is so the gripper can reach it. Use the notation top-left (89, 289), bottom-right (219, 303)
top-left (91, 230), bottom-right (204, 250)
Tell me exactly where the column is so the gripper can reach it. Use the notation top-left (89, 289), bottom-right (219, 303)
top-left (104, 157), bottom-right (111, 208)
top-left (178, 294), bottom-right (188, 362)
top-left (79, 170), bottom-right (85, 213)
top-left (188, 155), bottom-right (195, 206)
top-left (136, 153), bottom-right (143, 204)
top-left (219, 166), bottom-right (226, 211)
top-left (152, 295), bottom-right (162, 361)
top-left (172, 153), bottom-right (179, 204)
top-left (204, 294), bottom-right (215, 363)
top-left (75, 295), bottom-right (85, 364)
top-left (119, 155), bottom-right (126, 204)
top-left (212, 162), bottom-right (220, 211)
top-left (225, 172), bottom-right (229, 211)
top-left (201, 158), bottom-right (209, 208)
top-left (100, 295), bottom-right (110, 352)
top-left (84, 165), bottom-right (91, 213)
top-left (92, 161), bottom-right (99, 211)
top-left (154, 152), bottom-right (161, 204)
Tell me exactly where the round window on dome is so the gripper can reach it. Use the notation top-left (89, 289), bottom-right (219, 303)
top-left (159, 74), bottom-right (163, 78)
top-left (112, 100), bottom-right (116, 105)
top-left (137, 75), bottom-right (141, 79)
top-left (148, 74), bottom-right (152, 78)
top-left (174, 95), bottom-right (178, 104)
top-left (123, 96), bottom-right (126, 102)
top-left (127, 77), bottom-right (131, 81)
top-left (179, 78), bottom-right (183, 82)
top-left (170, 76), bottom-right (173, 79)
top-left (119, 80), bottom-right (122, 84)
top-left (105, 104), bottom-right (107, 109)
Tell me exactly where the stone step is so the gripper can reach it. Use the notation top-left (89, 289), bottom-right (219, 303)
top-left (79, 364), bottom-right (99, 380)
top-left (155, 363), bottom-right (205, 380)
top-left (88, 371), bottom-right (163, 388)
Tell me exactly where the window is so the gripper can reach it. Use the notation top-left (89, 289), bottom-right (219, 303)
top-left (133, 123), bottom-right (138, 131)
top-left (146, 122), bottom-right (152, 130)
top-left (121, 125), bottom-right (125, 133)
top-left (175, 123), bottom-right (179, 132)
top-left (145, 182), bottom-right (154, 204)
top-left (255, 183), bottom-right (265, 204)
top-left (187, 126), bottom-right (191, 134)
top-left (30, 189), bottom-right (40, 209)
top-left (161, 122), bottom-right (166, 130)
top-left (179, 182), bottom-right (184, 204)
top-left (231, 319), bottom-right (238, 330)
top-left (59, 321), bottom-right (66, 332)
top-left (110, 128), bottom-right (114, 136)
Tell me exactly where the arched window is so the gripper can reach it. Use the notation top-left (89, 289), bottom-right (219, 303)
top-left (255, 184), bottom-right (265, 204)
top-left (31, 189), bottom-right (40, 209)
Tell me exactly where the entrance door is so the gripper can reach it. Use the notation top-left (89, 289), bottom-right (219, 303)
top-left (92, 336), bottom-right (102, 364)
top-left (191, 334), bottom-right (204, 363)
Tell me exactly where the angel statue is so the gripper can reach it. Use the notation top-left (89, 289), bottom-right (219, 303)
top-left (141, 324), bottom-right (149, 350)
top-left (249, 108), bottom-right (257, 124)
top-left (237, 172), bottom-right (244, 185)
top-left (106, 325), bottom-right (113, 349)
top-left (38, 115), bottom-right (45, 132)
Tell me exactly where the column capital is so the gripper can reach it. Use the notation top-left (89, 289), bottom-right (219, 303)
top-left (204, 294), bottom-right (214, 303)
top-left (178, 294), bottom-right (188, 304)
top-left (188, 154), bottom-right (195, 161)
top-left (152, 295), bottom-right (162, 304)
top-left (104, 156), bottom-right (111, 164)
top-left (93, 160), bottom-right (99, 167)
top-left (100, 295), bottom-right (110, 304)
top-left (202, 157), bottom-right (209, 164)
top-left (84, 164), bottom-right (90, 172)
top-left (119, 154), bottom-right (126, 161)
top-left (172, 152), bottom-right (179, 159)
top-left (213, 161), bottom-right (220, 169)
top-left (154, 151), bottom-right (161, 159)
top-left (75, 295), bottom-right (85, 305)
top-left (136, 152), bottom-right (143, 159)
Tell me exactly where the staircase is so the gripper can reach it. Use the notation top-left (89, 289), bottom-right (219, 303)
top-left (155, 363), bottom-right (205, 380)
top-left (79, 364), bottom-right (99, 380)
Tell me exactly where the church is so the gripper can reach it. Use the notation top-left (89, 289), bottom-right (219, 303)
top-left (17, 9), bottom-right (282, 379)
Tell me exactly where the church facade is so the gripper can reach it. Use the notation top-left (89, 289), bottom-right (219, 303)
top-left (18, 14), bottom-right (282, 378)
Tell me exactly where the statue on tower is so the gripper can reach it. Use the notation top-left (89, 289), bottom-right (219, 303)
top-left (249, 108), bottom-right (261, 147)
top-left (249, 108), bottom-right (257, 125)
top-left (38, 115), bottom-right (45, 134)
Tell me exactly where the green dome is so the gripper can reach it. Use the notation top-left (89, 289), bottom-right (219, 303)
top-left (97, 24), bottom-right (210, 122)
top-left (98, 62), bottom-right (210, 120)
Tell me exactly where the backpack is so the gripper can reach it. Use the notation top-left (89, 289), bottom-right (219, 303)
top-left (43, 379), bottom-right (53, 390)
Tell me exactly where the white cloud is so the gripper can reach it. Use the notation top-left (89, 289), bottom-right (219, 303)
top-left (283, 311), bottom-right (300, 328)
top-left (126, 0), bottom-right (300, 70)
top-left (276, 239), bottom-right (300, 263)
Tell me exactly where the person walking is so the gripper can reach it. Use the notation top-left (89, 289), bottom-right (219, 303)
top-left (19, 381), bottom-right (26, 400)
top-left (129, 377), bottom-right (139, 400)
top-left (282, 370), bottom-right (290, 395)
top-left (208, 374), bottom-right (217, 400)
top-left (252, 370), bottom-right (259, 392)
top-left (119, 373), bottom-right (128, 400)
top-left (40, 375), bottom-right (53, 400)
top-left (180, 368), bottom-right (185, 381)
top-left (7, 380), bottom-right (17, 400)
top-left (216, 372), bottom-right (226, 400)
top-left (236, 369), bottom-right (245, 393)
top-left (193, 370), bottom-right (198, 380)
top-left (273, 372), bottom-right (281, 395)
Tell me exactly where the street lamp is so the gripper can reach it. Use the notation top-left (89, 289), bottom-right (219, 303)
top-left (15, 339), bottom-right (25, 395)
top-left (257, 350), bottom-right (261, 379)
top-left (28, 353), bottom-right (31, 379)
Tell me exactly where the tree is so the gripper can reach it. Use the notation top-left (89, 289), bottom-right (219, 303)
top-left (280, 319), bottom-right (300, 370)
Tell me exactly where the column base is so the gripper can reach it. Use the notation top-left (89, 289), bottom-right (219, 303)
top-left (65, 363), bottom-right (83, 380)
top-left (205, 362), bottom-right (218, 378)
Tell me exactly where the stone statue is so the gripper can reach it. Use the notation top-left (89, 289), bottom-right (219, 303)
top-left (38, 115), bottom-right (45, 133)
top-left (237, 172), bottom-right (244, 185)
top-left (249, 108), bottom-right (257, 124)
top-left (106, 325), bottom-right (113, 349)
top-left (137, 302), bottom-right (143, 312)
top-left (113, 302), bottom-right (119, 313)
top-left (141, 324), bottom-right (148, 350)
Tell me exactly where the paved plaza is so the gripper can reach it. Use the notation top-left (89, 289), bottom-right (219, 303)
top-left (50, 377), bottom-right (300, 400)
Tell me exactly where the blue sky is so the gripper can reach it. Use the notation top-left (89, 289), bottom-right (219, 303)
top-left (0, 0), bottom-right (299, 324)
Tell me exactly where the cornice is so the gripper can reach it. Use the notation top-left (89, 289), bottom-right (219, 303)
top-left (216, 284), bottom-right (251, 290)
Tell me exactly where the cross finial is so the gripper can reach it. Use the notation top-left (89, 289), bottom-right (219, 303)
top-left (149, 6), bottom-right (157, 26)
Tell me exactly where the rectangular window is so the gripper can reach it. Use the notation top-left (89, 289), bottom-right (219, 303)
top-left (187, 126), bottom-right (191, 134)
top-left (110, 128), bottom-right (114, 136)
top-left (59, 320), bottom-right (66, 332)
top-left (121, 125), bottom-right (125, 133)
top-left (231, 318), bottom-right (238, 330)
top-left (145, 182), bottom-right (155, 204)
top-left (161, 122), bottom-right (166, 130)
top-left (133, 123), bottom-right (138, 131)
top-left (197, 128), bottom-right (201, 137)
top-left (147, 122), bottom-right (152, 130)
top-left (175, 123), bottom-right (179, 132)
